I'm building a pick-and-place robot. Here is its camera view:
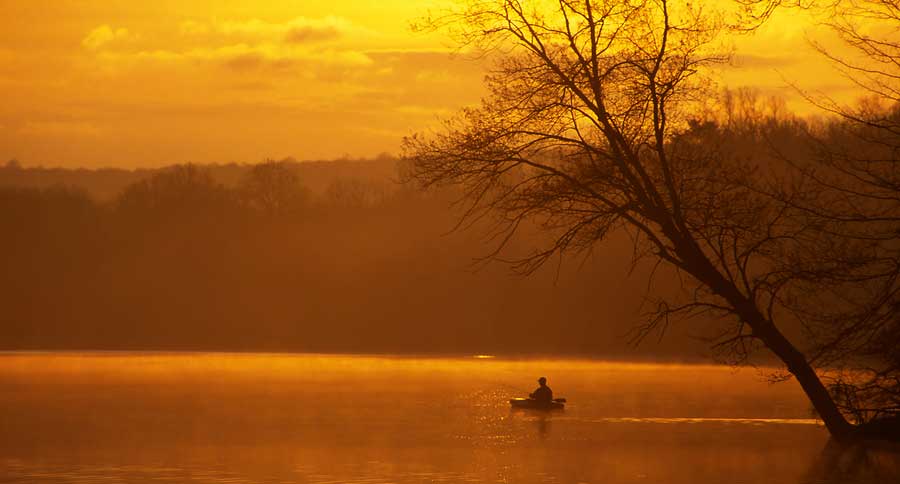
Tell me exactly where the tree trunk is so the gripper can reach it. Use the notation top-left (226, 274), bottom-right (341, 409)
top-left (750, 316), bottom-right (855, 441)
top-left (677, 239), bottom-right (856, 441)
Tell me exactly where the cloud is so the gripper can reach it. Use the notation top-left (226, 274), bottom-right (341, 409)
top-left (83, 25), bottom-right (131, 50)
top-left (178, 16), bottom-right (366, 45)
top-left (92, 42), bottom-right (374, 77)
top-left (223, 51), bottom-right (265, 71)
top-left (341, 49), bottom-right (487, 112)
top-left (205, 44), bottom-right (373, 73)
top-left (284, 17), bottom-right (349, 44)
top-left (731, 54), bottom-right (795, 69)
top-left (285, 24), bottom-right (340, 43)
top-left (81, 16), bottom-right (377, 76)
top-left (215, 18), bottom-right (284, 37)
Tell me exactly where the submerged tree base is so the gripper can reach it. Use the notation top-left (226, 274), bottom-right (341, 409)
top-left (853, 416), bottom-right (900, 443)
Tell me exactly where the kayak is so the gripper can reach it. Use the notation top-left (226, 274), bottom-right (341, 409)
top-left (509, 397), bottom-right (565, 410)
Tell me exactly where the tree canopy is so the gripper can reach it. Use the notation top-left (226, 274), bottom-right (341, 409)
top-left (403, 0), bottom-right (900, 441)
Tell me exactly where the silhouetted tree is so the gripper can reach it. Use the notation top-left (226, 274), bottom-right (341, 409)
top-left (240, 160), bottom-right (308, 215)
top-left (740, 0), bottom-right (900, 119)
top-left (736, 0), bottom-right (900, 429)
top-left (403, 0), bottom-right (863, 440)
top-left (762, 108), bottom-right (900, 428)
top-left (116, 164), bottom-right (234, 218)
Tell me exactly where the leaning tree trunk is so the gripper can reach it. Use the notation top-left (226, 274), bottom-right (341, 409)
top-left (674, 236), bottom-right (856, 441)
top-left (749, 314), bottom-right (855, 440)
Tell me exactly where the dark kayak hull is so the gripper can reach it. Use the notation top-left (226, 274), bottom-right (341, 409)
top-left (509, 398), bottom-right (565, 411)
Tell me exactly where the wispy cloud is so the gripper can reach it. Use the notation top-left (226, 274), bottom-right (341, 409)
top-left (85, 16), bottom-right (379, 77)
top-left (731, 54), bottom-right (795, 69)
top-left (178, 16), bottom-right (372, 45)
top-left (82, 25), bottom-right (132, 50)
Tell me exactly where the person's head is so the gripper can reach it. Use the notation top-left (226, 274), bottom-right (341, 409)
top-left (538, 376), bottom-right (547, 386)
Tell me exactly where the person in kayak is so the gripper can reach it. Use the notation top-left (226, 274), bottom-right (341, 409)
top-left (529, 376), bottom-right (553, 403)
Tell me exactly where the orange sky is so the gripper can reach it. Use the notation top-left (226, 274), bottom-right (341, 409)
top-left (0, 1), bottom-right (870, 168)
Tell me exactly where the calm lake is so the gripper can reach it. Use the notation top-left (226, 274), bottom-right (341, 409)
top-left (0, 353), bottom-right (897, 484)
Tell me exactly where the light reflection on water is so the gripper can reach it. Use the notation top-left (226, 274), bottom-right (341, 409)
top-left (0, 352), bottom-right (897, 484)
top-left (596, 417), bottom-right (822, 425)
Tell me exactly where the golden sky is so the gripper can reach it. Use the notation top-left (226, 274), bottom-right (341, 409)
top-left (0, 1), bottom-right (869, 168)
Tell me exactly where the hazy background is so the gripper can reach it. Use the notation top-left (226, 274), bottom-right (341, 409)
top-left (0, 0), bottom-right (866, 359)
top-left (0, 158), bottom-right (715, 357)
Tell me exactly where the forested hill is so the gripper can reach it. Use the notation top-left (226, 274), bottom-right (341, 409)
top-left (0, 156), bottom-right (398, 201)
top-left (0, 157), bottom-right (710, 359)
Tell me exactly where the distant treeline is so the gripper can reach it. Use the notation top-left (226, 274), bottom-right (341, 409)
top-left (1, 157), bottom-right (696, 357)
top-left (0, 155), bottom-right (398, 201)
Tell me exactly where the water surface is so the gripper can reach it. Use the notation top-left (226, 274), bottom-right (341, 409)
top-left (0, 352), bottom-right (897, 483)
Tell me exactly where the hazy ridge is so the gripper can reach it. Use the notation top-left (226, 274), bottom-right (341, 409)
top-left (0, 158), bottom-right (715, 359)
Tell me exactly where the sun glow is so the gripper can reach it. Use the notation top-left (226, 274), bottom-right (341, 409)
top-left (0, 0), bottom-right (874, 168)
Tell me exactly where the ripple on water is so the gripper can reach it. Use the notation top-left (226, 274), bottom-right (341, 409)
top-left (0, 353), bottom-right (897, 484)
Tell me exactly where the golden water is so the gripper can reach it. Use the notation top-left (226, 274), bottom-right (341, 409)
top-left (0, 353), bottom-right (896, 483)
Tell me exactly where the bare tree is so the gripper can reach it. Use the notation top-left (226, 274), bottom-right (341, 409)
top-left (402, 0), bottom-right (865, 440)
top-left (736, 0), bottom-right (900, 427)
top-left (117, 164), bottom-right (232, 215)
top-left (759, 107), bottom-right (900, 427)
top-left (738, 0), bottom-right (900, 121)
top-left (240, 160), bottom-right (308, 215)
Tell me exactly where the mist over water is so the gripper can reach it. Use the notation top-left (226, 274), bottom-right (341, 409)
top-left (1, 352), bottom-right (896, 484)
top-left (0, 160), bottom-right (693, 358)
